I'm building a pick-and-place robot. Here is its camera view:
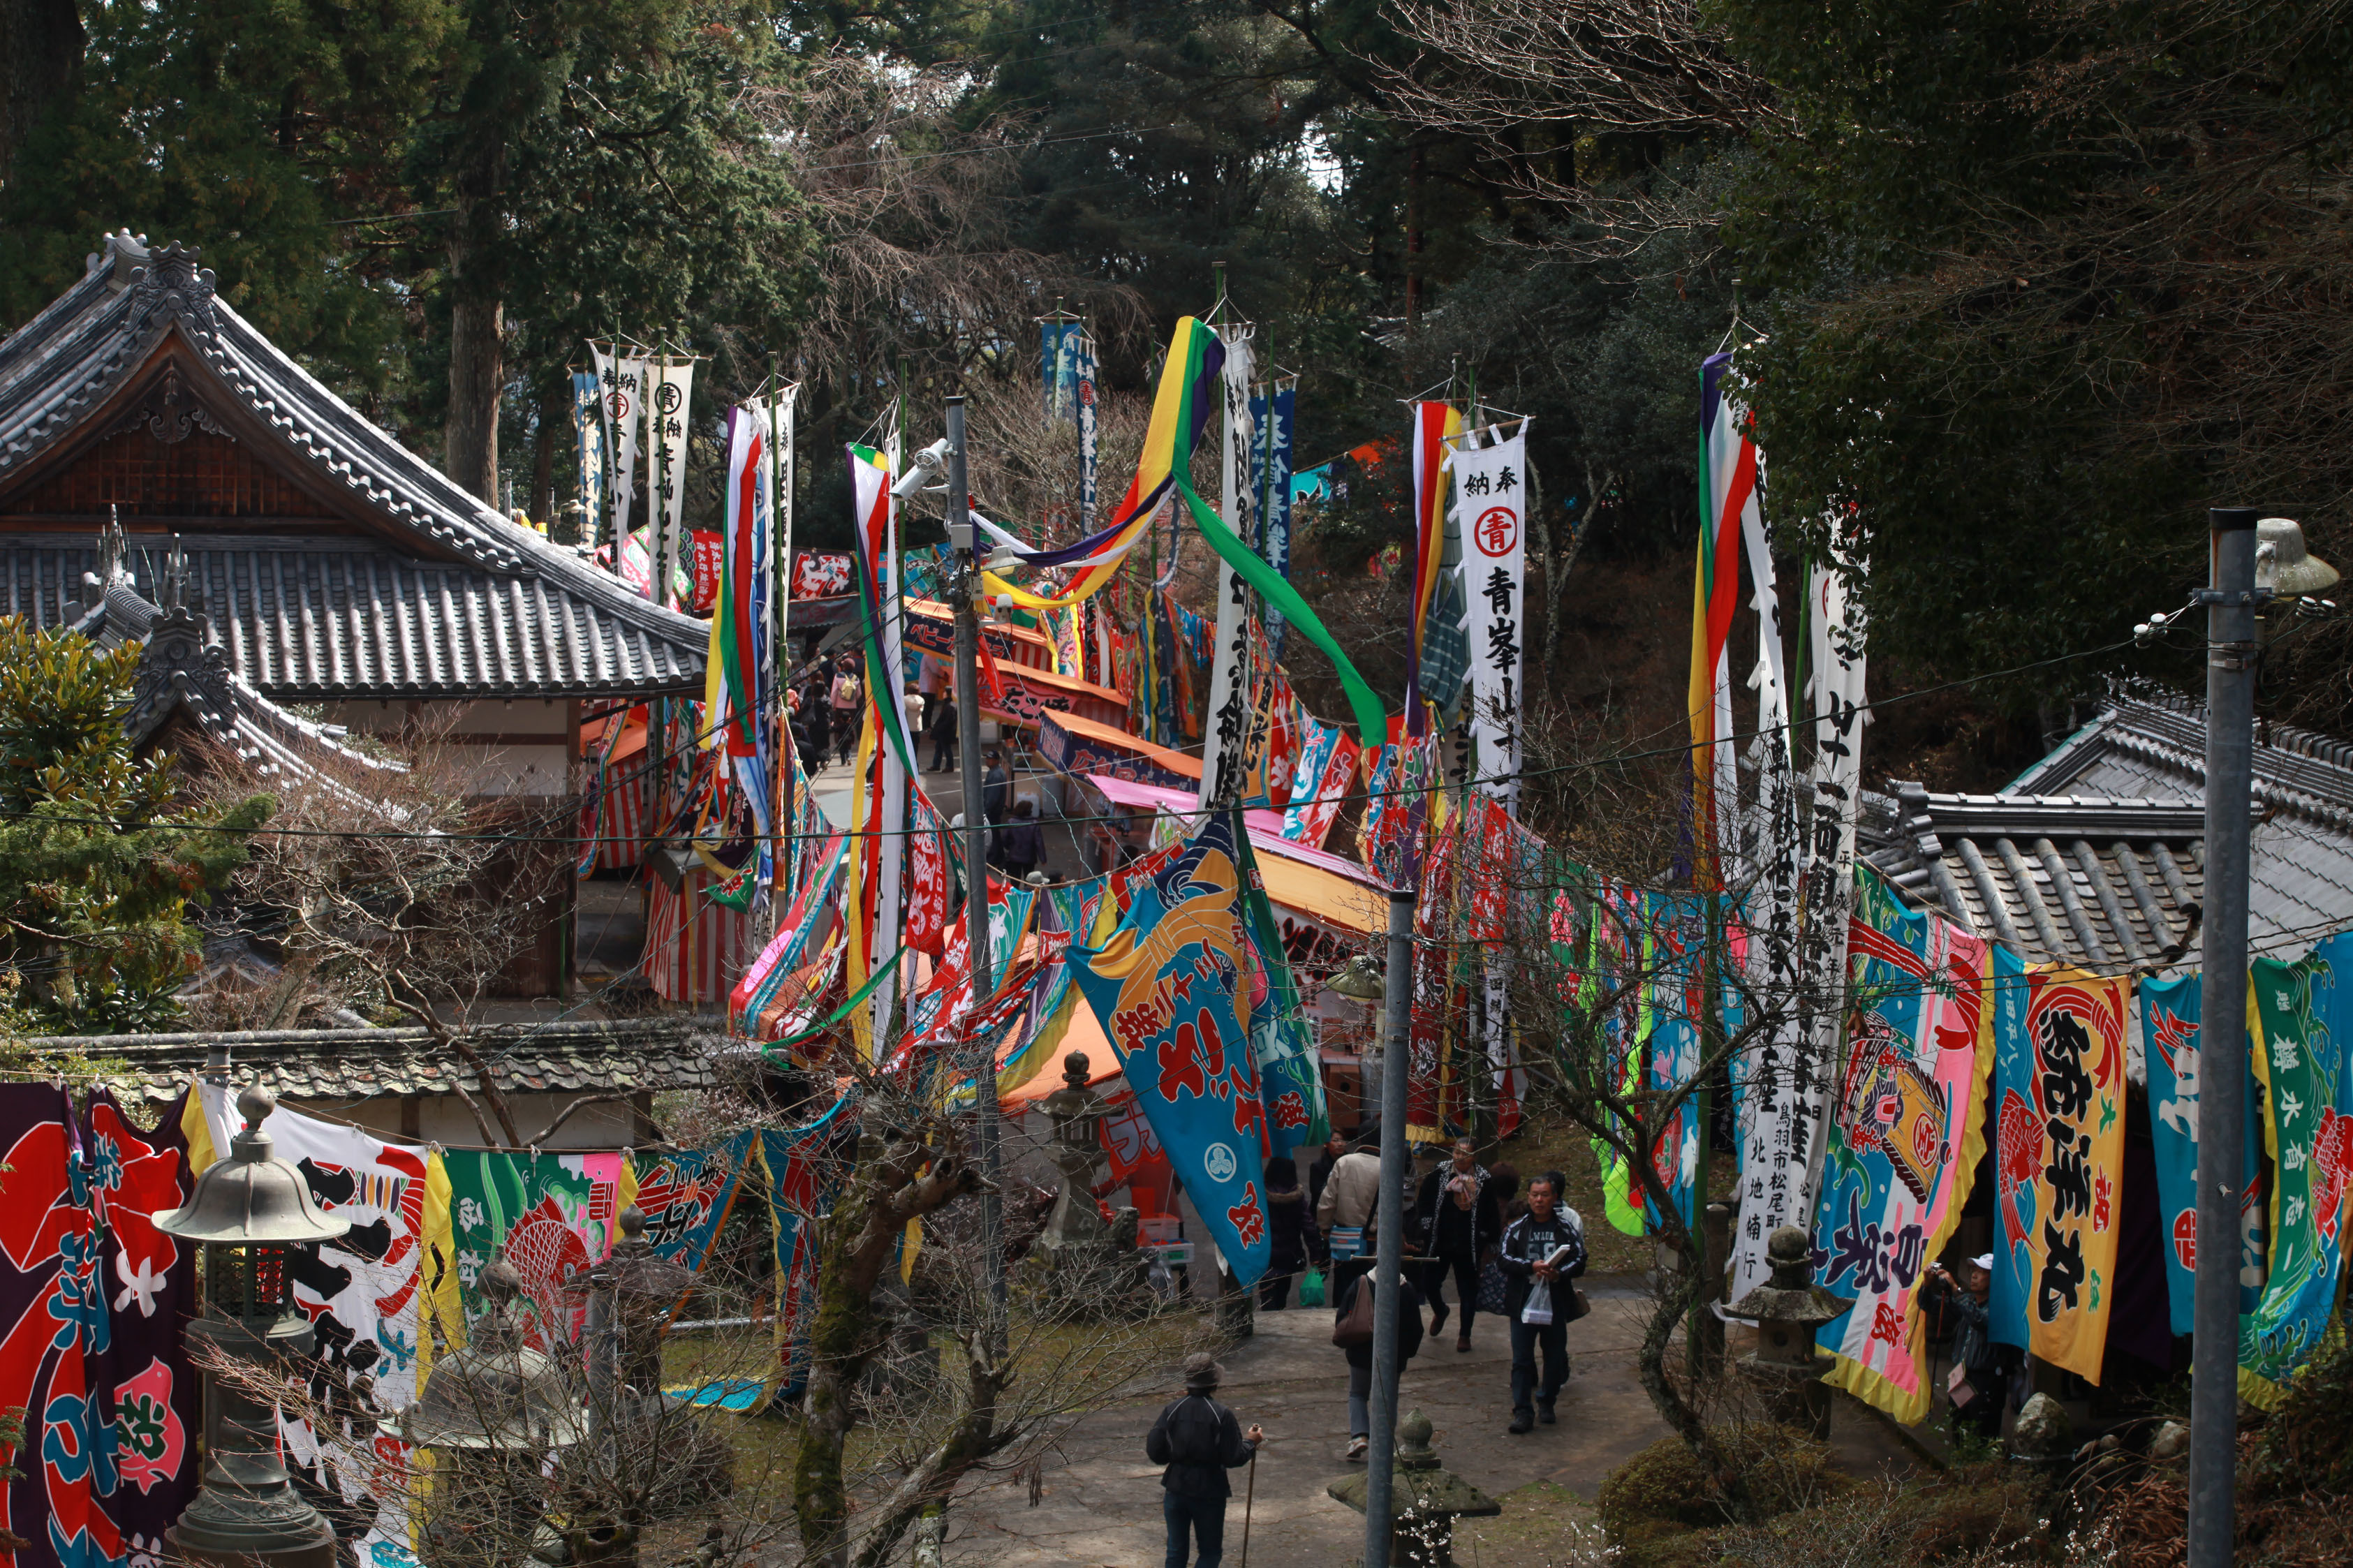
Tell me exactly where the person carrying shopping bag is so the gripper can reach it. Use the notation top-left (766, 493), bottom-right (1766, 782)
top-left (1329, 1250), bottom-right (1424, 1463)
top-left (1496, 1170), bottom-right (1586, 1434)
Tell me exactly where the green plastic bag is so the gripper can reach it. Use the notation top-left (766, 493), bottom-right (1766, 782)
top-left (1298, 1268), bottom-right (1327, 1308)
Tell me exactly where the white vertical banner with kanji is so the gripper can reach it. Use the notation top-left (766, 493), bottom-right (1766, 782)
top-left (651, 357), bottom-right (695, 609)
top-left (597, 349), bottom-right (650, 572)
top-left (1198, 327), bottom-right (1257, 808)
top-left (1452, 420), bottom-right (1530, 813)
top-left (1798, 524), bottom-right (1870, 1223)
top-left (1727, 463), bottom-right (1811, 1307)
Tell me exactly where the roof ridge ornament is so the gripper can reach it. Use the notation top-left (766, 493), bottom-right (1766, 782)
top-left (124, 240), bottom-right (218, 334)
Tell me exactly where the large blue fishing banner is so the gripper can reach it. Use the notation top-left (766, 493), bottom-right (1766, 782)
top-left (2244, 934), bottom-right (2353, 1406)
top-left (633, 1132), bottom-right (757, 1276)
top-left (1643, 892), bottom-right (1704, 1234)
top-left (1072, 812), bottom-right (1274, 1287)
top-left (2141, 971), bottom-right (2269, 1336)
top-left (763, 1100), bottom-right (856, 1405)
top-left (1251, 383), bottom-right (1296, 660)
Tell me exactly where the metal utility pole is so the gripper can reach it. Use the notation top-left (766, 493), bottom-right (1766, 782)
top-left (1364, 886), bottom-right (1415, 1568)
top-left (2189, 505), bottom-right (2259, 1568)
top-left (943, 394), bottom-right (1008, 1348)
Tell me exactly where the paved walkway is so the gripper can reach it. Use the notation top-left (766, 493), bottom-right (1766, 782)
top-left (945, 1280), bottom-right (1727, 1568)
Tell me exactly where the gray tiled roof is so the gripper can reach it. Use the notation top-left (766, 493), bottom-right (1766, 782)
top-left (0, 235), bottom-right (707, 698)
top-left (47, 1020), bottom-right (716, 1105)
top-left (1865, 688), bottom-right (2353, 968)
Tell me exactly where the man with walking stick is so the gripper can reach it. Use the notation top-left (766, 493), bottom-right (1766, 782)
top-left (1146, 1353), bottom-right (1264, 1568)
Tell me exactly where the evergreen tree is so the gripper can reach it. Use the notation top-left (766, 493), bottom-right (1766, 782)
top-left (0, 621), bottom-right (268, 1034)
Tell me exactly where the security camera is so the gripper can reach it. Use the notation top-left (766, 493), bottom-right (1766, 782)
top-left (892, 438), bottom-right (955, 499)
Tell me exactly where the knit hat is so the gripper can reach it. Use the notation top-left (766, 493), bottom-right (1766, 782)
top-left (1182, 1353), bottom-right (1224, 1391)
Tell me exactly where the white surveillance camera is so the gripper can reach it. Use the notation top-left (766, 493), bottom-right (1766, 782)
top-left (891, 438), bottom-right (956, 499)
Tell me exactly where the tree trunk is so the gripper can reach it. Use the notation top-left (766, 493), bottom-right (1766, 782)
top-left (793, 1125), bottom-right (979, 1567)
top-left (531, 378), bottom-right (563, 537)
top-left (445, 293), bottom-right (504, 503)
top-left (0, 0), bottom-right (80, 193)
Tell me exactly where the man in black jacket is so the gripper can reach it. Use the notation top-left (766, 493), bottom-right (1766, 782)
top-left (1145, 1354), bottom-right (1264, 1568)
top-left (1496, 1170), bottom-right (1586, 1433)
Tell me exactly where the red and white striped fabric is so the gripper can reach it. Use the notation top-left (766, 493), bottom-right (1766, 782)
top-left (644, 870), bottom-right (757, 1005)
top-left (589, 769), bottom-right (649, 870)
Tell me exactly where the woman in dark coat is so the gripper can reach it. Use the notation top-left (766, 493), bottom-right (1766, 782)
top-left (1332, 1253), bottom-right (1423, 1462)
top-left (1260, 1156), bottom-right (1310, 1310)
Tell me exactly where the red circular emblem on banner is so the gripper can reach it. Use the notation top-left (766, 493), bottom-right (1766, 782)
top-left (1475, 505), bottom-right (1519, 556)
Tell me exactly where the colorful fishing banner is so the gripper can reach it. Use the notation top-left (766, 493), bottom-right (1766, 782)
top-left (0, 1083), bottom-right (113, 1568)
top-left (2243, 934), bottom-right (2353, 1405)
top-left (762, 1100), bottom-right (856, 1405)
top-left (1989, 949), bottom-right (2130, 1383)
top-left (2141, 971), bottom-right (2269, 1335)
top-left (1072, 811), bottom-right (1274, 1287)
top-left (1281, 716), bottom-right (1357, 850)
top-left (1810, 872), bottom-right (1993, 1425)
top-left (633, 1132), bottom-right (757, 1278)
top-left (190, 1082), bottom-right (434, 1562)
top-left (1452, 420), bottom-right (1531, 810)
top-left (83, 1088), bottom-right (201, 1563)
top-left (1407, 399), bottom-right (1463, 737)
top-left (1554, 876), bottom-right (1649, 1237)
top-left (1642, 892), bottom-right (1706, 1234)
top-left (425, 1149), bottom-right (633, 1349)
top-left (844, 441), bottom-right (911, 1058)
top-left (1690, 352), bottom-right (1760, 886)
top-left (1234, 824), bottom-right (1330, 1157)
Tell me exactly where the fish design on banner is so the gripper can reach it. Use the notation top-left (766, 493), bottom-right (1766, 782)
top-left (1071, 811), bottom-right (1274, 1287)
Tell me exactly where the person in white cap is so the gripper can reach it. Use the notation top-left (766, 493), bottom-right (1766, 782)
top-left (1928, 1252), bottom-right (2008, 1439)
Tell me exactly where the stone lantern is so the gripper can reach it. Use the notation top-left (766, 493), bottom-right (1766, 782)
top-left (384, 1255), bottom-right (587, 1568)
top-left (1720, 1225), bottom-right (1853, 1440)
top-left (153, 1085), bottom-right (352, 1568)
top-left (1328, 1410), bottom-right (1500, 1568)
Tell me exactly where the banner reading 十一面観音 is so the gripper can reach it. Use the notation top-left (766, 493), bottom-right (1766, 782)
top-left (2243, 936), bottom-right (2353, 1406)
top-left (1251, 382), bottom-right (1295, 660)
top-left (1072, 811), bottom-right (1273, 1287)
top-left (2142, 970), bottom-right (2269, 1337)
top-left (1989, 949), bottom-right (2129, 1384)
top-left (1810, 871), bottom-right (1993, 1426)
top-left (1452, 420), bottom-right (1532, 813)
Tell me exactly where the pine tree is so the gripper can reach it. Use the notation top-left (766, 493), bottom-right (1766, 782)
top-left (0, 621), bottom-right (268, 1034)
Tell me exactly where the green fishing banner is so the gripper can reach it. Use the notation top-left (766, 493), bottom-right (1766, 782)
top-left (2244, 933), bottom-right (2353, 1407)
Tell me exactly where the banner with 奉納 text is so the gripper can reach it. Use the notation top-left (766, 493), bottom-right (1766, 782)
top-left (1989, 949), bottom-right (2130, 1383)
top-left (1452, 420), bottom-right (1531, 811)
top-left (1809, 871), bottom-right (1993, 1426)
top-left (1072, 811), bottom-right (1274, 1287)
top-left (2243, 934), bottom-right (2353, 1406)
